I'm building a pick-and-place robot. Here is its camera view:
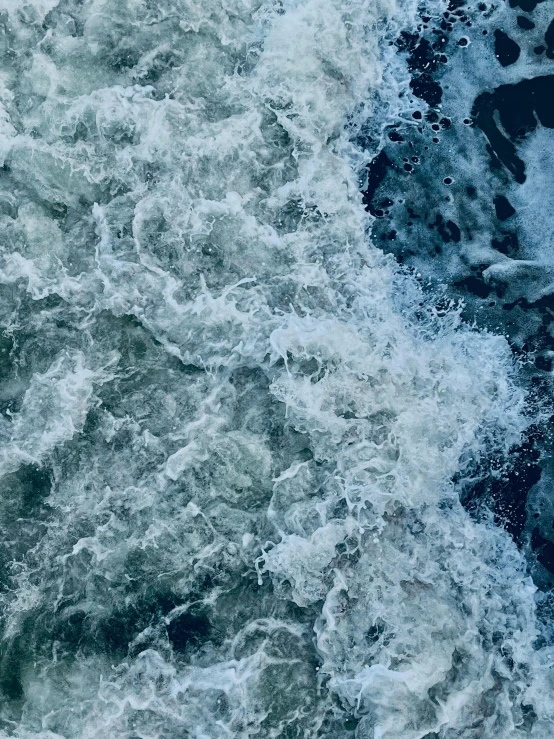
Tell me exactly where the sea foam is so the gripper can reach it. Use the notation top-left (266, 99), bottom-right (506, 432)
top-left (0, 0), bottom-right (551, 737)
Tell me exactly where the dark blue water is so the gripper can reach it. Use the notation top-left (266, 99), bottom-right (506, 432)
top-left (362, 0), bottom-right (554, 604)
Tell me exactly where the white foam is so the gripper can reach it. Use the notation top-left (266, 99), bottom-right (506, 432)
top-left (0, 0), bottom-right (551, 737)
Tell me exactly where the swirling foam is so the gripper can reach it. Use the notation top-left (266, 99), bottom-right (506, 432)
top-left (0, 0), bottom-right (551, 737)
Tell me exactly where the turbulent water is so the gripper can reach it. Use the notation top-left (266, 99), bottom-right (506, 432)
top-left (0, 0), bottom-right (553, 737)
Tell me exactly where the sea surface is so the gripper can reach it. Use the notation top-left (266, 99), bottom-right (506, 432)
top-left (0, 0), bottom-right (553, 737)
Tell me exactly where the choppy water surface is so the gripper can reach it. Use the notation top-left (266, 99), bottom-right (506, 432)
top-left (0, 0), bottom-right (554, 737)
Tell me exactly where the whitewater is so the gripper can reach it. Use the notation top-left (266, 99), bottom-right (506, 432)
top-left (0, 0), bottom-right (552, 737)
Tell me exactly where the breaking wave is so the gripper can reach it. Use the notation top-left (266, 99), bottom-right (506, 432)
top-left (0, 0), bottom-right (552, 737)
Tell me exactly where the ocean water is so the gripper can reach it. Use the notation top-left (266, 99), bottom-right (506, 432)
top-left (0, 0), bottom-right (553, 737)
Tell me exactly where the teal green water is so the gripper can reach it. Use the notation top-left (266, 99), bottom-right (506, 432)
top-left (0, 1), bottom-right (552, 737)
